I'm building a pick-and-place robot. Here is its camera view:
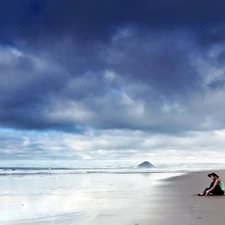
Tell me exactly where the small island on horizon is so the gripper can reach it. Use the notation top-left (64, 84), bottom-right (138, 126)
top-left (138, 161), bottom-right (155, 168)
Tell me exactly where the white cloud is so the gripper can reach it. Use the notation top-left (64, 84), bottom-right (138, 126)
top-left (0, 46), bottom-right (24, 65)
top-left (45, 99), bottom-right (96, 124)
top-left (104, 70), bottom-right (116, 82)
top-left (1, 128), bottom-right (225, 165)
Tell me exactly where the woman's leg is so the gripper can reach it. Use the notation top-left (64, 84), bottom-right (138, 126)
top-left (198, 182), bottom-right (216, 196)
top-left (198, 188), bottom-right (210, 196)
top-left (203, 188), bottom-right (210, 195)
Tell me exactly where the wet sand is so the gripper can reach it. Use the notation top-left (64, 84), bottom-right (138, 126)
top-left (2, 170), bottom-right (225, 225)
top-left (0, 172), bottom-right (177, 225)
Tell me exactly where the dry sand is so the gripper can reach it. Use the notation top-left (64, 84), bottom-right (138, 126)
top-left (4, 170), bottom-right (225, 225)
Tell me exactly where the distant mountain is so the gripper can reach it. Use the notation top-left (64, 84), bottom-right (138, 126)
top-left (138, 161), bottom-right (155, 168)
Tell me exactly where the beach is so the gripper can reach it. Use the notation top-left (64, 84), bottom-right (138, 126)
top-left (141, 170), bottom-right (225, 225)
top-left (1, 169), bottom-right (225, 225)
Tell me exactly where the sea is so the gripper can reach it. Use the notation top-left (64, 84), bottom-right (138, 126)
top-left (0, 160), bottom-right (224, 225)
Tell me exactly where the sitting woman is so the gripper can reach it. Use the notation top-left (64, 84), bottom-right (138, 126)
top-left (198, 173), bottom-right (225, 196)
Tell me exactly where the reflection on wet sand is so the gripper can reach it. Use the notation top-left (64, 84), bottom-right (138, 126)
top-left (0, 172), bottom-right (179, 225)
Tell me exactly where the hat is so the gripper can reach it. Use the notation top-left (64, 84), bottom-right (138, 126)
top-left (208, 173), bottom-right (219, 178)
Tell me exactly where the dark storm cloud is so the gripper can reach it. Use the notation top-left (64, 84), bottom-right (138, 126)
top-left (1, 0), bottom-right (225, 41)
top-left (0, 0), bottom-right (225, 132)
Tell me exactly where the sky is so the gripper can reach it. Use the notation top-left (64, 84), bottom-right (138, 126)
top-left (1, 0), bottom-right (225, 166)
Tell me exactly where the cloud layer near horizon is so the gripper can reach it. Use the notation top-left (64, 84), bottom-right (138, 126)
top-left (0, 0), bottom-right (225, 162)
